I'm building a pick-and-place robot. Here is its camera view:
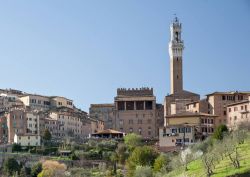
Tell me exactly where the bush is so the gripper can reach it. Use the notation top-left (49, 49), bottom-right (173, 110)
top-left (124, 133), bottom-right (142, 151)
top-left (70, 153), bottom-right (79, 160)
top-left (126, 146), bottom-right (158, 177)
top-left (12, 143), bottom-right (22, 152)
top-left (134, 166), bottom-right (153, 177)
top-left (31, 162), bottom-right (43, 177)
top-left (213, 124), bottom-right (228, 140)
top-left (153, 154), bottom-right (171, 172)
top-left (3, 158), bottom-right (20, 175)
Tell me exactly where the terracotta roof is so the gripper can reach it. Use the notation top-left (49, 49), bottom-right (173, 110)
top-left (92, 129), bottom-right (124, 135)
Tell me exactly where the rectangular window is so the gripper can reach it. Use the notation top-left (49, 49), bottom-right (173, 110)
top-left (145, 101), bottom-right (153, 110)
top-left (129, 120), bottom-right (133, 124)
top-left (172, 128), bottom-right (177, 133)
top-left (186, 127), bottom-right (191, 133)
top-left (136, 101), bottom-right (144, 110)
top-left (126, 101), bottom-right (134, 110)
top-left (118, 102), bottom-right (125, 110)
top-left (222, 95), bottom-right (226, 100)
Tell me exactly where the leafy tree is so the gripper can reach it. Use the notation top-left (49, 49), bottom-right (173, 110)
top-left (3, 158), bottom-right (20, 176)
top-left (31, 162), bottom-right (43, 177)
top-left (110, 152), bottom-right (118, 174)
top-left (116, 143), bottom-right (128, 164)
top-left (212, 124), bottom-right (228, 140)
top-left (153, 154), bottom-right (171, 172)
top-left (126, 146), bottom-right (158, 177)
top-left (124, 133), bottom-right (142, 151)
top-left (134, 166), bottom-right (153, 177)
top-left (43, 129), bottom-right (52, 142)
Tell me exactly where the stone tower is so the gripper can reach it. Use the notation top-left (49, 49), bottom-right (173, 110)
top-left (169, 17), bottom-right (184, 94)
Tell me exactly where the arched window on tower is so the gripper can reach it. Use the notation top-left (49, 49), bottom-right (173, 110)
top-left (175, 32), bottom-right (179, 41)
top-left (177, 57), bottom-right (178, 61)
top-left (177, 75), bottom-right (179, 79)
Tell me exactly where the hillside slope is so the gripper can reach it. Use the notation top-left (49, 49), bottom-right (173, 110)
top-left (165, 140), bottom-right (250, 177)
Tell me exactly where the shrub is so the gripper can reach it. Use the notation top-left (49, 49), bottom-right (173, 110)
top-left (153, 154), bottom-right (171, 172)
top-left (31, 162), bottom-right (43, 177)
top-left (3, 158), bottom-right (20, 175)
top-left (134, 166), bottom-right (153, 177)
top-left (213, 124), bottom-right (228, 140)
top-left (12, 143), bottom-right (22, 152)
top-left (124, 133), bottom-right (142, 151)
top-left (126, 146), bottom-right (158, 177)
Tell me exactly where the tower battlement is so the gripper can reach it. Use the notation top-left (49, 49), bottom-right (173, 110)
top-left (117, 87), bottom-right (154, 96)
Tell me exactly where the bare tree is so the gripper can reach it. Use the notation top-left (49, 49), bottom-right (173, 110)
top-left (223, 134), bottom-right (240, 168)
top-left (202, 153), bottom-right (215, 177)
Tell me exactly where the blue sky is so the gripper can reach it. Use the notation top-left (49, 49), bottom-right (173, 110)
top-left (0, 1), bottom-right (249, 111)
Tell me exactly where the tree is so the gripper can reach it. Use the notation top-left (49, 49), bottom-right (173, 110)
top-left (43, 129), bottom-right (52, 142)
top-left (180, 148), bottom-right (194, 171)
top-left (223, 134), bottom-right (240, 168)
top-left (212, 124), bottom-right (228, 140)
top-left (202, 153), bottom-right (215, 177)
top-left (134, 166), bottom-right (153, 177)
top-left (116, 143), bottom-right (128, 164)
top-left (153, 154), bottom-right (171, 172)
top-left (3, 158), bottom-right (20, 176)
top-left (124, 133), bottom-right (142, 151)
top-left (31, 162), bottom-right (43, 177)
top-left (126, 146), bottom-right (158, 177)
top-left (38, 160), bottom-right (66, 177)
top-left (110, 152), bottom-right (118, 174)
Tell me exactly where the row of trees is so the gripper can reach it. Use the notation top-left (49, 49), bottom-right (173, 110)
top-left (3, 158), bottom-right (42, 177)
top-left (201, 127), bottom-right (247, 176)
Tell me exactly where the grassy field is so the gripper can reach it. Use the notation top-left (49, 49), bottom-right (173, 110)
top-left (165, 139), bottom-right (250, 177)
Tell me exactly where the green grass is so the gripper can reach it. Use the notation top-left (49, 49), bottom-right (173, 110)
top-left (166, 140), bottom-right (250, 177)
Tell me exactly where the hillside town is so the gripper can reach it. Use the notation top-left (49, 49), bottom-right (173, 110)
top-left (0, 17), bottom-right (249, 177)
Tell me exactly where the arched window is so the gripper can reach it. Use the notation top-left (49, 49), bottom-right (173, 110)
top-left (175, 32), bottom-right (179, 41)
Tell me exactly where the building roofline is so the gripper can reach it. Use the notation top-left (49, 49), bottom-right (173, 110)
top-left (227, 100), bottom-right (250, 107)
top-left (166, 112), bottom-right (218, 118)
top-left (206, 91), bottom-right (250, 96)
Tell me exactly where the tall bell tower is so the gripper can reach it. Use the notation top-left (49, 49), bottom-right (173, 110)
top-left (169, 17), bottom-right (184, 94)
